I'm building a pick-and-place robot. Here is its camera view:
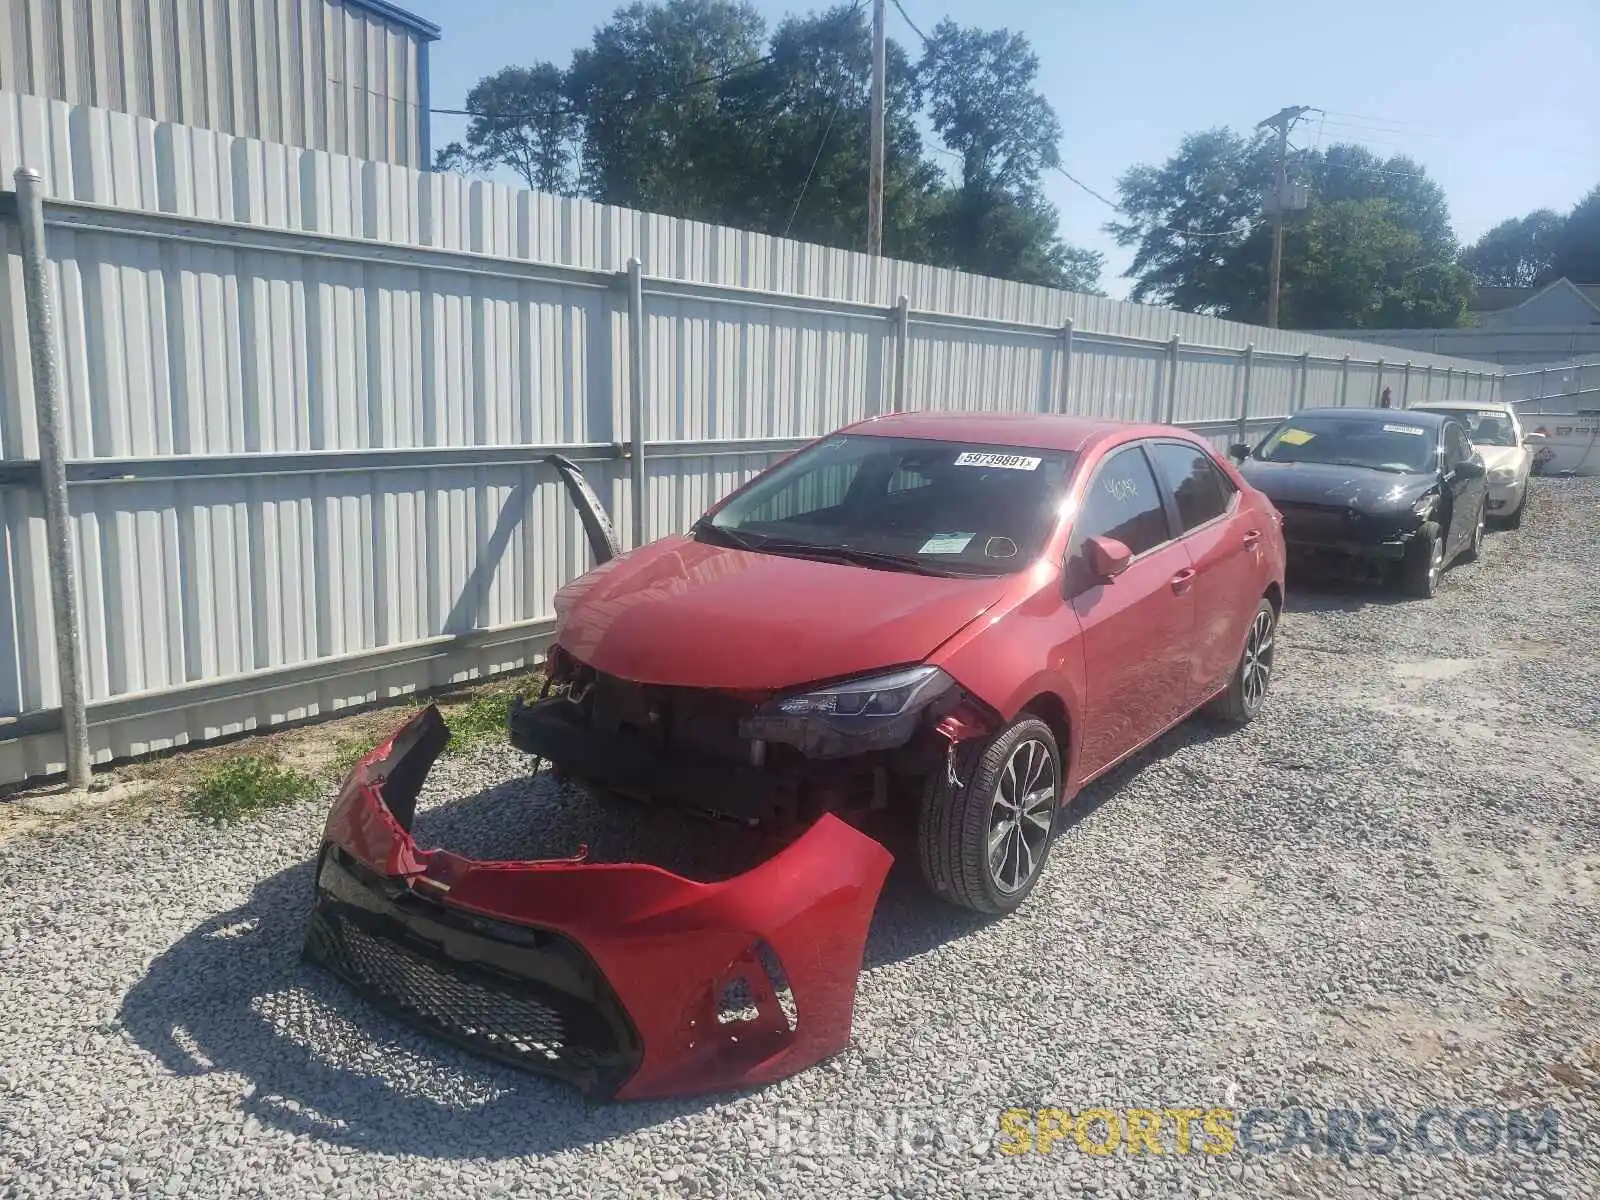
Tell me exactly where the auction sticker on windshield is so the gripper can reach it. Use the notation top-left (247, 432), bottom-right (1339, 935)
top-left (954, 451), bottom-right (1042, 470)
top-left (1278, 429), bottom-right (1314, 446)
top-left (1383, 424), bottom-right (1426, 436)
top-left (919, 533), bottom-right (975, 554)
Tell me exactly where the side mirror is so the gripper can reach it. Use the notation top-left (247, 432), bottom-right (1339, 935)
top-left (1086, 535), bottom-right (1134, 582)
top-left (1523, 431), bottom-right (1546, 443)
top-left (1453, 455), bottom-right (1486, 479)
top-left (1227, 442), bottom-right (1251, 462)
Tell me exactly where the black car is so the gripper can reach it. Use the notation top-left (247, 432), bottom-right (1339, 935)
top-left (1229, 407), bottom-right (1489, 598)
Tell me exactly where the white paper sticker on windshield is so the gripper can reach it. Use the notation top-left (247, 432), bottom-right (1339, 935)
top-left (953, 451), bottom-right (1042, 470)
top-left (919, 533), bottom-right (974, 554)
top-left (1383, 424), bottom-right (1426, 436)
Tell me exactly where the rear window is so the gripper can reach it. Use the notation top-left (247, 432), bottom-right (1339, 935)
top-left (703, 434), bottom-right (1075, 575)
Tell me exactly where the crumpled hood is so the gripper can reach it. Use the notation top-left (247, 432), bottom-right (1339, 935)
top-left (1239, 459), bottom-right (1434, 513)
top-left (552, 536), bottom-right (1012, 691)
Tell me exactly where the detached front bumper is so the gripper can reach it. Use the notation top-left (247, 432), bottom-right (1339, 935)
top-left (304, 705), bottom-right (892, 1100)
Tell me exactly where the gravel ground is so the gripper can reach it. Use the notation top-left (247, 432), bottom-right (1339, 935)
top-left (3, 478), bottom-right (1598, 1200)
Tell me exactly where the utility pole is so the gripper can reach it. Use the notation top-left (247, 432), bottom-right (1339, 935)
top-left (1256, 104), bottom-right (1310, 329)
top-left (867, 0), bottom-right (886, 256)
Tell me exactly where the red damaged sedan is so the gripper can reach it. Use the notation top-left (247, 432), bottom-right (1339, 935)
top-left (306, 412), bottom-right (1285, 1099)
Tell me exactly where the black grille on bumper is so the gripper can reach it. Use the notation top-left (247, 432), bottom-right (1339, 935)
top-left (304, 849), bottom-right (642, 1097)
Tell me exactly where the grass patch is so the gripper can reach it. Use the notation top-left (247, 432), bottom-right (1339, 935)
top-left (186, 755), bottom-right (318, 823)
top-left (442, 690), bottom-right (518, 754)
top-left (328, 736), bottom-right (377, 780)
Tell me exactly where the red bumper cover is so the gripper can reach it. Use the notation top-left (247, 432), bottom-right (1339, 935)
top-left (304, 705), bottom-right (892, 1100)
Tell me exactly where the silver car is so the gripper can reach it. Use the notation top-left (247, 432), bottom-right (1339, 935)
top-left (1410, 401), bottom-right (1543, 527)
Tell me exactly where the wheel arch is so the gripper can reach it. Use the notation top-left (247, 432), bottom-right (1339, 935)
top-left (1018, 691), bottom-right (1072, 769)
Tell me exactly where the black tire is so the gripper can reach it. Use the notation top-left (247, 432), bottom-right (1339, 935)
top-left (1506, 490), bottom-right (1527, 529)
top-left (1204, 598), bottom-right (1277, 725)
top-left (1399, 522), bottom-right (1443, 599)
top-left (918, 715), bottom-right (1061, 915)
top-left (1458, 499), bottom-right (1487, 563)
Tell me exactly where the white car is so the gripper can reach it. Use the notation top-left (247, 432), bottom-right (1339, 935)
top-left (1410, 401), bottom-right (1542, 527)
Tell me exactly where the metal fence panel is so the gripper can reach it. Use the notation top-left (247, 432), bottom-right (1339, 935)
top-left (0, 88), bottom-right (1506, 784)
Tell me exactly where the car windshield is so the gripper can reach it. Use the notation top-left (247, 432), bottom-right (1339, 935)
top-left (1254, 414), bottom-right (1437, 473)
top-left (700, 434), bottom-right (1075, 576)
top-left (1414, 408), bottom-right (1519, 446)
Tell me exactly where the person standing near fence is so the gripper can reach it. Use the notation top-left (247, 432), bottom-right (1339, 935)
top-left (1379, 387), bottom-right (1393, 409)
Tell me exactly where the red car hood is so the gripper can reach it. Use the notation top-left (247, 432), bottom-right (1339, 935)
top-left (552, 536), bottom-right (1012, 690)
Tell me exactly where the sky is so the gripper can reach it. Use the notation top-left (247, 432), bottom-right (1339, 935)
top-left (404, 0), bottom-right (1599, 300)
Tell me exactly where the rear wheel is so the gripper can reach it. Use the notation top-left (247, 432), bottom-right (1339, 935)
top-left (1205, 599), bottom-right (1277, 725)
top-left (1459, 500), bottom-right (1487, 562)
top-left (1400, 523), bottom-right (1444, 599)
top-left (918, 716), bottom-right (1061, 915)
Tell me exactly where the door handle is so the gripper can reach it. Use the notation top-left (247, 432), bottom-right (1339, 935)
top-left (1170, 568), bottom-right (1196, 594)
top-left (1242, 529), bottom-right (1263, 549)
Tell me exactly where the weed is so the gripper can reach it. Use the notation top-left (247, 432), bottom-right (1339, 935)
top-left (186, 756), bottom-right (318, 823)
top-left (328, 736), bottom-right (376, 780)
top-left (442, 690), bottom-right (517, 754)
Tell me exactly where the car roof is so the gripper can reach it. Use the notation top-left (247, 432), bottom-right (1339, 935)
top-left (1409, 400), bottom-right (1515, 414)
top-left (845, 411), bottom-right (1186, 454)
top-left (1291, 406), bottom-right (1453, 429)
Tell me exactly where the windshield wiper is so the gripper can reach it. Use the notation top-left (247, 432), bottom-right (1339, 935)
top-left (690, 522), bottom-right (971, 576)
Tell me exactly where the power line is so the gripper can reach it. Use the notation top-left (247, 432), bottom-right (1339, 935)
top-left (889, 0), bottom-right (932, 45)
top-left (1052, 164), bottom-right (1246, 240)
top-left (784, 93), bottom-right (848, 237)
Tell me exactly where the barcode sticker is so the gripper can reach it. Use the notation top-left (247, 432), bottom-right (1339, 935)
top-left (953, 451), bottom-right (1042, 470)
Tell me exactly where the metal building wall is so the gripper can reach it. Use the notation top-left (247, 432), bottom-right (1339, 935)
top-left (0, 90), bottom-right (1503, 785)
top-left (0, 0), bottom-right (434, 168)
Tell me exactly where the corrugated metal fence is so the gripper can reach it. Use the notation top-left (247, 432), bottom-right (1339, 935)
top-left (0, 90), bottom-right (1503, 786)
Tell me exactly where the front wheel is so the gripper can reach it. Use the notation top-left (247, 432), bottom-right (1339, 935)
top-left (918, 716), bottom-right (1061, 915)
top-left (1400, 523), bottom-right (1444, 599)
top-left (1205, 598), bottom-right (1277, 725)
top-left (1506, 489), bottom-right (1527, 529)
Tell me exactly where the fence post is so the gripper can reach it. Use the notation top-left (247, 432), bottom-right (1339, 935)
top-left (14, 168), bottom-right (91, 788)
top-left (1164, 335), bottom-right (1181, 423)
top-left (1235, 344), bottom-right (1254, 444)
top-left (1375, 358), bottom-right (1385, 406)
top-left (1421, 364), bottom-right (1432, 405)
top-left (891, 295), bottom-right (910, 415)
top-left (1339, 354), bottom-right (1351, 407)
top-left (1538, 367), bottom-right (1549, 400)
top-left (1401, 361), bottom-right (1412, 409)
top-left (1296, 351), bottom-right (1310, 411)
top-left (1056, 318), bottom-right (1074, 414)
top-left (625, 257), bottom-right (647, 550)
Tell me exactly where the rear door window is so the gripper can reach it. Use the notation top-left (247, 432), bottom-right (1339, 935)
top-left (1148, 442), bottom-right (1236, 532)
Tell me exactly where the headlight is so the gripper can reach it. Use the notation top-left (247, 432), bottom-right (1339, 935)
top-left (1488, 466), bottom-right (1517, 483)
top-left (1412, 493), bottom-right (1438, 518)
top-left (766, 665), bottom-right (950, 719)
top-left (741, 666), bottom-right (957, 758)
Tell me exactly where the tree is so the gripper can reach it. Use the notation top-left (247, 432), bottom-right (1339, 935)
top-left (1112, 132), bottom-right (1471, 328)
top-left (433, 64), bottom-right (578, 192)
top-left (917, 20), bottom-right (1100, 291)
top-left (1461, 210), bottom-right (1563, 287)
top-left (1552, 184), bottom-right (1600, 283)
top-left (438, 2), bottom-right (1102, 293)
top-left (566, 0), bottom-right (767, 216)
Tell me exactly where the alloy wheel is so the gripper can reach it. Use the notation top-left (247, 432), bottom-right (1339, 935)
top-left (1473, 506), bottom-right (1486, 553)
top-left (1428, 536), bottom-right (1445, 590)
top-left (1242, 607), bottom-right (1276, 710)
top-left (986, 738), bottom-right (1057, 894)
